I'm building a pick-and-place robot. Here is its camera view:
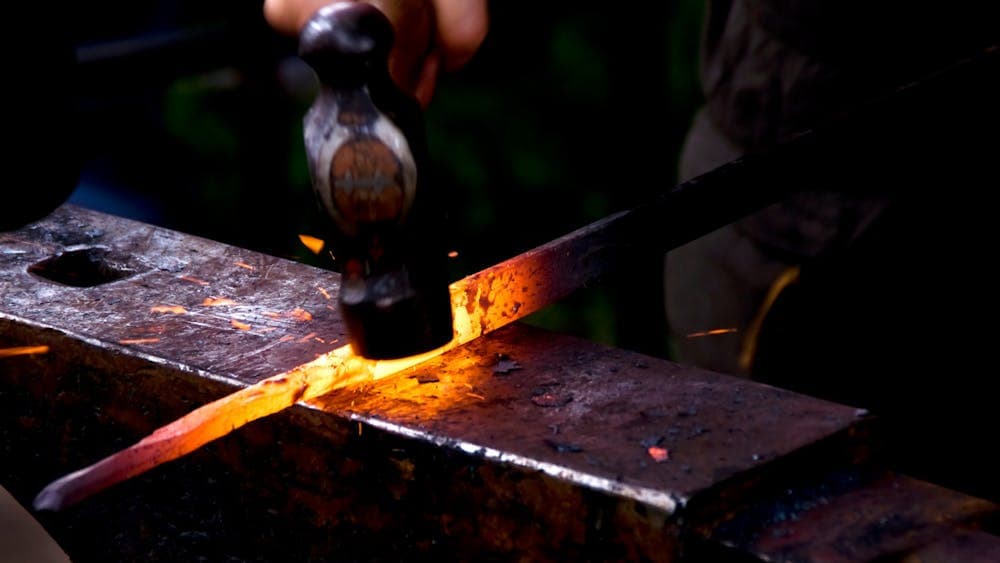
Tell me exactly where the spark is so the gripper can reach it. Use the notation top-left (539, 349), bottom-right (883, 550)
top-left (685, 328), bottom-right (738, 338)
top-left (0, 345), bottom-right (49, 358)
top-left (647, 446), bottom-right (669, 463)
top-left (235, 262), bottom-right (255, 270)
top-left (299, 234), bottom-right (325, 255)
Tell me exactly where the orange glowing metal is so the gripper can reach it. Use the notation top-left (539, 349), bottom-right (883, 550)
top-left (151, 305), bottom-right (187, 315)
top-left (34, 344), bottom-right (373, 511)
top-left (0, 345), bottom-right (50, 358)
top-left (647, 446), bottom-right (669, 463)
top-left (33, 230), bottom-right (586, 511)
top-left (685, 328), bottom-right (738, 338)
top-left (203, 297), bottom-right (237, 307)
top-left (118, 338), bottom-right (161, 345)
top-left (299, 234), bottom-right (325, 255)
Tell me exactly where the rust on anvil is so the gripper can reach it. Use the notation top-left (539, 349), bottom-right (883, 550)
top-left (0, 204), bottom-right (348, 384)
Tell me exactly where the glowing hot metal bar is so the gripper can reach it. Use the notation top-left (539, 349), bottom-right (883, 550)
top-left (28, 203), bottom-right (652, 510)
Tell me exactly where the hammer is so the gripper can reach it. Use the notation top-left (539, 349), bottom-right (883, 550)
top-left (299, 2), bottom-right (454, 359)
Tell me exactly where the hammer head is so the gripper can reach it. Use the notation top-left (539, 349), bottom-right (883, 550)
top-left (300, 3), bottom-right (453, 359)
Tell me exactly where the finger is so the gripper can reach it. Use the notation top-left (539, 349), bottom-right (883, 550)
top-left (264, 0), bottom-right (345, 36)
top-left (431, 0), bottom-right (489, 70)
top-left (414, 50), bottom-right (441, 108)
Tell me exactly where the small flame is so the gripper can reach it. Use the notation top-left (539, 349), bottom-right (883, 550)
top-left (299, 234), bottom-right (325, 255)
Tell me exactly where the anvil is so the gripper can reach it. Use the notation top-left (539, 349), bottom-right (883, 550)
top-left (2, 205), bottom-right (999, 562)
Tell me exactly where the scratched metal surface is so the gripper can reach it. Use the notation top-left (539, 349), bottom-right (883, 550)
top-left (311, 322), bottom-right (872, 515)
top-left (0, 204), bottom-right (347, 385)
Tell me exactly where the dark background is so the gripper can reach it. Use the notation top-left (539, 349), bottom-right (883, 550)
top-left (58, 0), bottom-right (705, 359)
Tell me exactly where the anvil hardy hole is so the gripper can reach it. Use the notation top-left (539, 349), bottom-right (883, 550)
top-left (28, 247), bottom-right (141, 287)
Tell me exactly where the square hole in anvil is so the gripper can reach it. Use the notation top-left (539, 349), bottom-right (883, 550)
top-left (28, 247), bottom-right (146, 287)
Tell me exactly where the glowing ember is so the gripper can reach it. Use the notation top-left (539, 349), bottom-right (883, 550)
top-left (685, 328), bottom-right (738, 338)
top-left (230, 320), bottom-right (251, 331)
top-left (151, 305), bottom-right (187, 315)
top-left (317, 287), bottom-right (332, 300)
top-left (203, 297), bottom-right (237, 307)
top-left (447, 250), bottom-right (459, 258)
top-left (0, 345), bottom-right (50, 358)
top-left (299, 234), bottom-right (325, 255)
top-left (647, 446), bottom-right (669, 463)
top-left (234, 261), bottom-right (255, 270)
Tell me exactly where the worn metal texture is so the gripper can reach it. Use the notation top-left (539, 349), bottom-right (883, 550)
top-left (691, 467), bottom-right (999, 562)
top-left (3, 205), bottom-right (998, 562)
top-left (902, 529), bottom-right (1000, 563)
top-left (310, 322), bottom-right (874, 517)
top-left (1, 204), bottom-right (347, 385)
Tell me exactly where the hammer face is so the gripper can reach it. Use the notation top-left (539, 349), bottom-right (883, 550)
top-left (340, 265), bottom-right (453, 359)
